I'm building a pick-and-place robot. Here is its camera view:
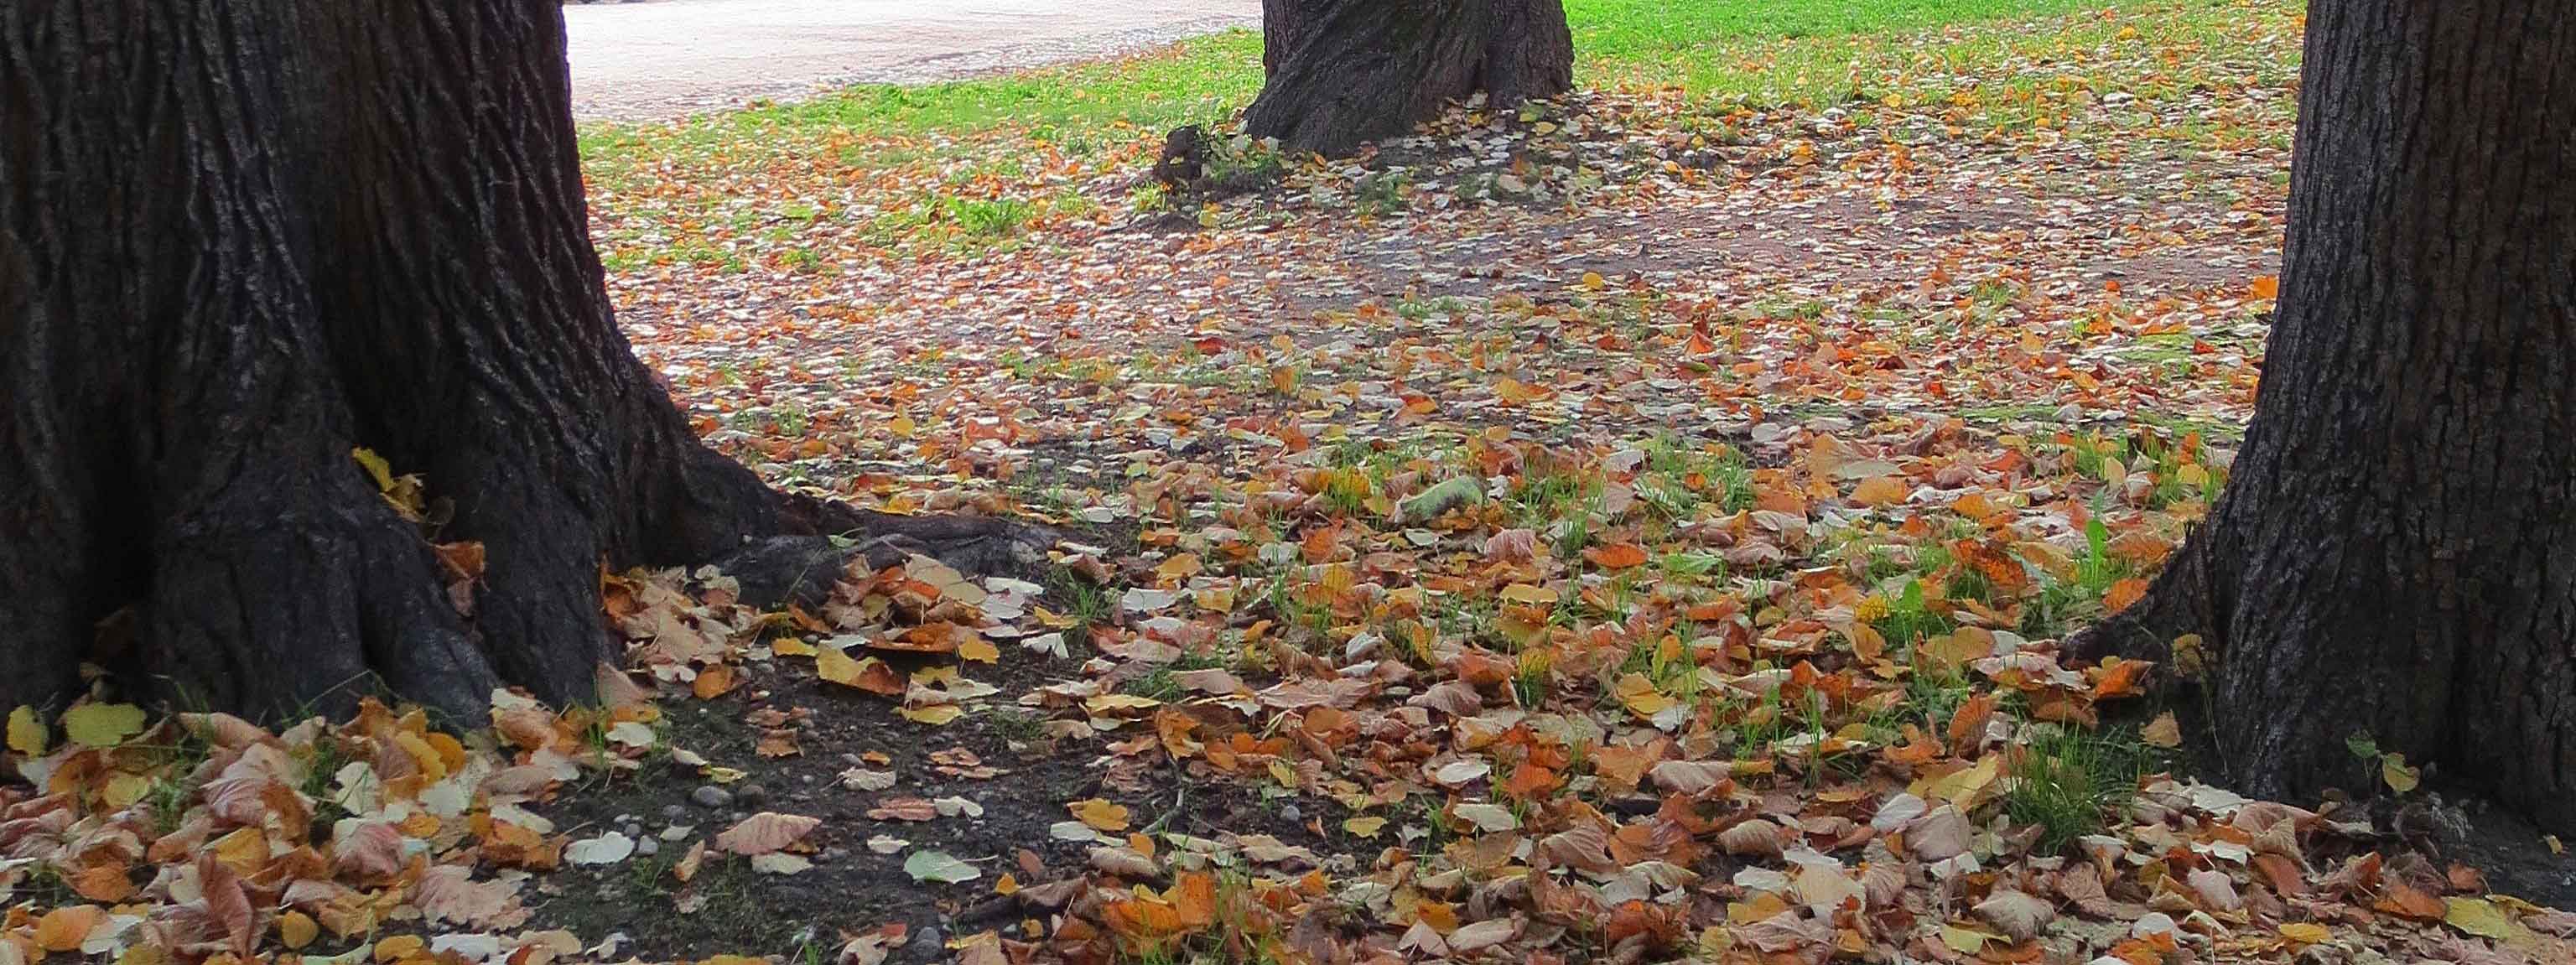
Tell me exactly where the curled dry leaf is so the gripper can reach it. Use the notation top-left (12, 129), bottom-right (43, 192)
top-left (331, 820), bottom-right (405, 883)
top-left (1648, 759), bottom-right (1746, 794)
top-left (2185, 869), bottom-right (2244, 911)
top-left (1088, 846), bottom-right (1161, 879)
top-left (1718, 818), bottom-right (1786, 857)
top-left (1446, 918), bottom-right (1518, 953)
top-left (565, 832), bottom-right (638, 865)
top-left (1974, 890), bottom-right (2057, 942)
top-left (1907, 806), bottom-right (1974, 861)
top-left (413, 864), bottom-right (528, 930)
top-left (714, 812), bottom-right (822, 856)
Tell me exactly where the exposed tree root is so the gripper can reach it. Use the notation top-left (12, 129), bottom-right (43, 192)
top-left (713, 512), bottom-right (1072, 610)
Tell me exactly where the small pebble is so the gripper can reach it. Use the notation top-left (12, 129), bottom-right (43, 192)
top-left (1279, 804), bottom-right (1303, 822)
top-left (736, 784), bottom-right (768, 806)
top-left (906, 927), bottom-right (943, 957)
top-left (636, 838), bottom-right (660, 857)
top-left (661, 804), bottom-right (686, 821)
top-left (690, 786), bottom-right (733, 808)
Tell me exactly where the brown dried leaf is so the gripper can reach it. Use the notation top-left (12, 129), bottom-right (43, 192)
top-left (714, 812), bottom-right (823, 855)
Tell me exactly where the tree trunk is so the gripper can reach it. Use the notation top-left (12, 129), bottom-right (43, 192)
top-left (1245, 0), bottom-right (1572, 157)
top-left (0, 2), bottom-right (1042, 721)
top-left (2071, 0), bottom-right (2576, 833)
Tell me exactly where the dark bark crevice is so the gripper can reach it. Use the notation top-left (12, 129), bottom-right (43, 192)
top-left (2067, 0), bottom-right (2576, 834)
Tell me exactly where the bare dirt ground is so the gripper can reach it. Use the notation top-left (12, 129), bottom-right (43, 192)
top-left (563, 0), bottom-right (1261, 120)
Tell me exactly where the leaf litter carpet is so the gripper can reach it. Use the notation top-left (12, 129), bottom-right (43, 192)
top-left (8, 3), bottom-right (2574, 965)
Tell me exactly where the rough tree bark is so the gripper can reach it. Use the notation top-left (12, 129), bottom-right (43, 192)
top-left (0, 2), bottom-right (1043, 720)
top-left (2069, 1), bottom-right (2575, 833)
top-left (1245, 0), bottom-right (1572, 156)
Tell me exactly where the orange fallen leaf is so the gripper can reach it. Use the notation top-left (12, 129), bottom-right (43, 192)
top-left (36, 905), bottom-right (105, 952)
top-left (1582, 542), bottom-right (1649, 569)
top-left (1071, 798), bottom-right (1132, 833)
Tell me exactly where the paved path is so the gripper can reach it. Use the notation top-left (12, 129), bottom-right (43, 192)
top-left (564, 0), bottom-right (1260, 121)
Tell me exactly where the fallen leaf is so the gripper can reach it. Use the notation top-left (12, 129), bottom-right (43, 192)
top-left (35, 906), bottom-right (103, 952)
top-left (565, 832), bottom-right (638, 865)
top-left (2381, 752), bottom-right (2421, 792)
top-left (2276, 922), bottom-right (2329, 945)
top-left (278, 910), bottom-right (320, 950)
top-left (1974, 890), bottom-right (2054, 942)
top-left (1070, 798), bottom-right (1131, 832)
top-left (904, 849), bottom-right (981, 884)
top-left (2140, 711), bottom-right (2182, 748)
top-left (62, 703), bottom-right (147, 747)
top-left (715, 812), bottom-right (822, 855)
top-left (6, 706), bottom-right (44, 755)
top-left (2443, 896), bottom-right (2530, 943)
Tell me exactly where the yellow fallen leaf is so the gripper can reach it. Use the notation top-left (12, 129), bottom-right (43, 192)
top-left (958, 638), bottom-right (1000, 664)
top-left (278, 911), bottom-right (320, 950)
top-left (2381, 753), bottom-right (2421, 793)
top-left (1343, 816), bottom-right (1387, 838)
top-left (1070, 798), bottom-right (1132, 833)
top-left (63, 703), bottom-right (148, 748)
top-left (352, 447), bottom-right (396, 492)
top-left (7, 705), bottom-right (45, 755)
top-left (1155, 553), bottom-right (1202, 581)
top-left (209, 827), bottom-right (269, 875)
top-left (103, 771), bottom-right (155, 810)
top-left (2140, 711), bottom-right (2183, 749)
top-left (395, 730), bottom-right (448, 782)
top-left (374, 935), bottom-right (426, 963)
top-left (1581, 271), bottom-right (1606, 291)
top-left (2277, 922), bottom-right (2329, 945)
top-left (1938, 924), bottom-right (1992, 955)
top-left (1924, 755), bottom-right (2003, 809)
top-left (770, 637), bottom-right (818, 657)
top-left (1613, 673), bottom-right (1677, 720)
top-left (899, 705), bottom-right (963, 725)
top-left (816, 645), bottom-right (864, 687)
top-left (1493, 376), bottom-right (1552, 404)
top-left (1851, 475), bottom-right (1908, 508)
top-left (2443, 896), bottom-right (2531, 943)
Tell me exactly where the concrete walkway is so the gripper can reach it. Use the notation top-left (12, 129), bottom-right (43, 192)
top-left (563, 0), bottom-right (1260, 121)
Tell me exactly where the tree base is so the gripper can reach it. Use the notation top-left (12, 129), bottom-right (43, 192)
top-left (0, 0), bottom-right (1070, 724)
top-left (714, 511), bottom-right (1068, 610)
top-left (1244, 0), bottom-right (1573, 156)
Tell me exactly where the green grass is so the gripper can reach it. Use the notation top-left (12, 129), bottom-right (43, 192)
top-left (2004, 724), bottom-right (2153, 853)
top-left (580, 0), bottom-right (2272, 173)
top-left (578, 0), bottom-right (2301, 264)
top-left (583, 0), bottom-right (2128, 156)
